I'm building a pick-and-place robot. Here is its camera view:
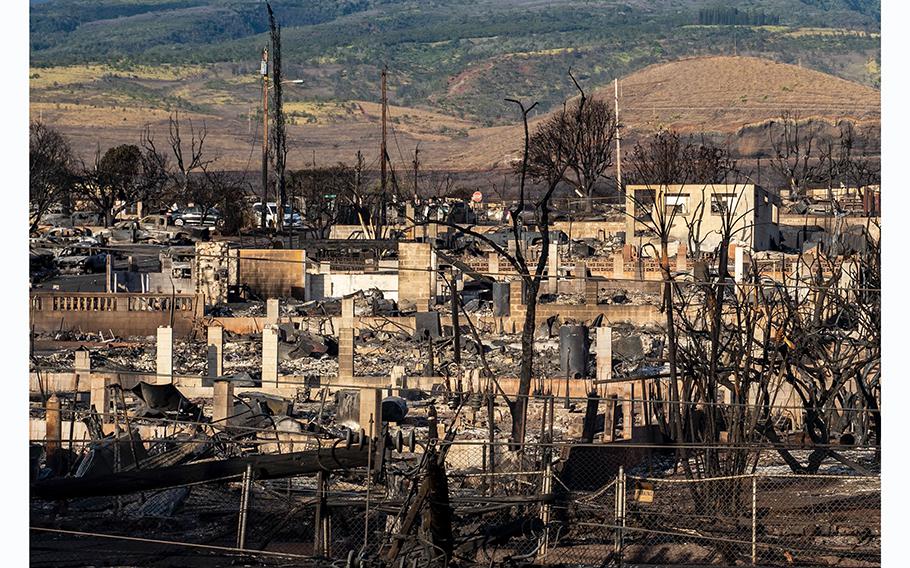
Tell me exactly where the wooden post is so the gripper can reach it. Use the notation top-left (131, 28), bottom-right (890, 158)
top-left (603, 394), bottom-right (617, 443)
top-left (622, 383), bottom-right (634, 440)
top-left (581, 390), bottom-right (600, 443)
top-left (46, 394), bottom-right (62, 467)
top-left (314, 470), bottom-right (330, 556)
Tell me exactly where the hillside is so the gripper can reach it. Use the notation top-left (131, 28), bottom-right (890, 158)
top-left (29, 55), bottom-right (881, 172)
top-left (443, 55), bottom-right (881, 170)
top-left (30, 0), bottom-right (880, 125)
top-left (592, 55), bottom-right (880, 130)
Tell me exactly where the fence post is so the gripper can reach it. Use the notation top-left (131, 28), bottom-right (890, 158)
top-left (620, 466), bottom-right (626, 562)
top-left (315, 470), bottom-right (330, 557)
top-left (236, 463), bottom-right (253, 550)
top-left (364, 416), bottom-right (373, 553)
top-left (538, 454), bottom-right (553, 558)
top-left (614, 465), bottom-right (625, 558)
top-left (752, 475), bottom-right (757, 565)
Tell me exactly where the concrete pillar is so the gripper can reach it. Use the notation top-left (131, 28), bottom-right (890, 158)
top-left (338, 327), bottom-right (355, 380)
top-left (596, 326), bottom-right (613, 384)
top-left (359, 387), bottom-right (383, 439)
top-left (90, 375), bottom-right (110, 420)
top-left (156, 326), bottom-right (173, 384)
top-left (509, 279), bottom-right (524, 310)
top-left (105, 255), bottom-right (112, 293)
top-left (548, 242), bottom-right (559, 294)
top-left (734, 246), bottom-right (744, 283)
top-left (46, 394), bottom-right (62, 463)
top-left (613, 252), bottom-right (625, 279)
top-left (391, 365), bottom-right (407, 391)
top-left (207, 326), bottom-right (223, 379)
top-left (262, 325), bottom-right (279, 386)
top-left (266, 298), bottom-right (280, 324)
top-left (488, 252), bottom-right (499, 277)
top-left (429, 247), bottom-right (438, 303)
top-left (676, 242), bottom-right (688, 272)
top-left (585, 279), bottom-right (599, 306)
top-left (575, 261), bottom-right (587, 295)
top-left (507, 238), bottom-right (518, 258)
top-left (341, 296), bottom-right (355, 330)
top-left (75, 347), bottom-right (91, 382)
top-left (213, 379), bottom-right (235, 427)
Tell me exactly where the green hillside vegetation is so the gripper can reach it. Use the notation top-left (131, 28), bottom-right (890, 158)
top-left (30, 0), bottom-right (880, 123)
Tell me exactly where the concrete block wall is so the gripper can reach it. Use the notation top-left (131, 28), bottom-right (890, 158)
top-left (398, 242), bottom-right (433, 309)
top-left (238, 249), bottom-right (306, 299)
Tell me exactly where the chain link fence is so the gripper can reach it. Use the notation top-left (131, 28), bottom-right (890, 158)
top-left (31, 439), bottom-right (880, 567)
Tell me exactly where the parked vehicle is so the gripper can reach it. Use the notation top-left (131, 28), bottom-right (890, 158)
top-left (37, 210), bottom-right (103, 228)
top-left (55, 243), bottom-right (110, 274)
top-left (172, 205), bottom-right (224, 227)
top-left (253, 202), bottom-right (303, 228)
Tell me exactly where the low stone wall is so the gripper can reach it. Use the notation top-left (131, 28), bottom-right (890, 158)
top-left (30, 292), bottom-right (203, 338)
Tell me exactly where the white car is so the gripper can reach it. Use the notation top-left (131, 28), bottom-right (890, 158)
top-left (253, 202), bottom-right (303, 228)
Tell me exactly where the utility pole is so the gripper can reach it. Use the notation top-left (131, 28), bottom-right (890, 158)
top-left (617, 77), bottom-right (634, 244)
top-left (379, 66), bottom-right (389, 238)
top-left (380, 66), bottom-right (388, 197)
top-left (260, 47), bottom-right (269, 230)
top-left (412, 144), bottom-right (420, 201)
top-left (614, 78), bottom-right (622, 191)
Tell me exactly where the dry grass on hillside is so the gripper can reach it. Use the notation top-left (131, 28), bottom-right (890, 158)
top-left (29, 56), bottom-right (880, 171)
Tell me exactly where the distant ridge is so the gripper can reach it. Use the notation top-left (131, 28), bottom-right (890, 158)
top-left (456, 56), bottom-right (880, 169)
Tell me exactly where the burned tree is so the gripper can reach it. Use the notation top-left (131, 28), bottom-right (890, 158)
top-left (767, 110), bottom-right (830, 198)
top-left (167, 111), bottom-right (210, 197)
top-left (526, 76), bottom-right (617, 213)
top-left (408, 80), bottom-right (585, 445)
top-left (621, 130), bottom-right (738, 445)
top-left (29, 121), bottom-right (75, 232)
top-left (756, 231), bottom-right (881, 472)
top-left (198, 166), bottom-right (250, 235)
top-left (340, 151), bottom-right (398, 240)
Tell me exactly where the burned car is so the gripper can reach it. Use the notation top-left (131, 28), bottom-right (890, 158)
top-left (55, 243), bottom-right (110, 274)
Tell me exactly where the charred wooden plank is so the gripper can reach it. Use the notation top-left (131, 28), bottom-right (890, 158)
top-left (32, 444), bottom-right (369, 500)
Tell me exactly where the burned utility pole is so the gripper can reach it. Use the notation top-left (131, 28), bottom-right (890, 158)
top-left (412, 144), bottom-right (420, 201)
top-left (614, 78), bottom-right (622, 193)
top-left (260, 46), bottom-right (269, 230)
top-left (380, 66), bottom-right (388, 198)
top-left (379, 66), bottom-right (389, 237)
top-left (268, 2), bottom-right (287, 232)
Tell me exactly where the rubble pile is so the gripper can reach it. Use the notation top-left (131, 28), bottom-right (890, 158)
top-left (588, 235), bottom-right (624, 257)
